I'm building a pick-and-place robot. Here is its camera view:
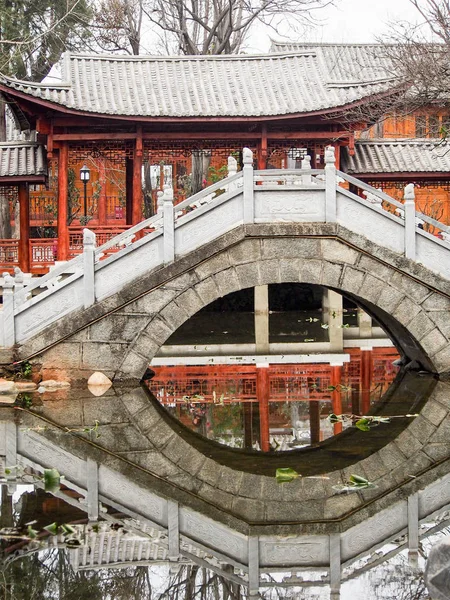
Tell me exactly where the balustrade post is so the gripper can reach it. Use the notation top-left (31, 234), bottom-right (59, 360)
top-left (2, 272), bottom-right (15, 346)
top-left (301, 154), bottom-right (312, 184)
top-left (404, 183), bottom-right (416, 260)
top-left (242, 147), bottom-right (254, 224)
top-left (13, 267), bottom-right (24, 293)
top-left (83, 228), bottom-right (96, 309)
top-left (227, 155), bottom-right (238, 191)
top-left (163, 185), bottom-right (175, 264)
top-left (325, 146), bottom-right (337, 222)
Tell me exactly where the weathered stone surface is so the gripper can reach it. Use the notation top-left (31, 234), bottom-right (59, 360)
top-left (357, 255), bottom-right (393, 280)
top-left (422, 328), bottom-right (449, 357)
top-left (159, 302), bottom-right (190, 331)
top-left (174, 288), bottom-right (204, 316)
top-left (392, 297), bottom-right (422, 327)
top-left (195, 253), bottom-right (231, 279)
top-left (320, 261), bottom-right (343, 287)
top-left (421, 292), bottom-right (450, 312)
top-left (39, 379), bottom-right (70, 389)
top-left (389, 271), bottom-right (431, 304)
top-left (322, 239), bottom-right (359, 265)
top-left (339, 266), bottom-right (365, 295)
top-left (420, 399), bottom-right (449, 427)
top-left (116, 350), bottom-right (150, 378)
top-left (14, 381), bottom-right (37, 391)
top-left (131, 332), bottom-right (160, 359)
top-left (376, 287), bottom-right (405, 313)
top-left (299, 259), bottom-right (322, 284)
top-left (193, 277), bottom-right (220, 306)
top-left (228, 239), bottom-right (261, 264)
top-left (214, 267), bottom-right (241, 296)
top-left (235, 262), bottom-right (261, 289)
top-left (407, 312), bottom-right (436, 342)
top-left (279, 258), bottom-right (302, 282)
top-left (406, 414), bottom-right (437, 444)
top-left (262, 238), bottom-right (321, 260)
top-left (358, 273), bottom-right (387, 304)
top-left (198, 483), bottom-right (235, 510)
top-left (125, 287), bottom-right (177, 315)
top-left (216, 467), bottom-right (244, 495)
top-left (425, 536), bottom-right (450, 600)
top-left (82, 342), bottom-right (128, 371)
top-left (142, 317), bottom-right (173, 346)
top-left (323, 493), bottom-right (361, 519)
top-left (258, 259), bottom-right (281, 284)
top-left (88, 314), bottom-right (150, 342)
top-left (395, 428), bottom-right (426, 458)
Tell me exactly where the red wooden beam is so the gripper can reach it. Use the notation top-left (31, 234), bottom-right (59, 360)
top-left (256, 365), bottom-right (270, 452)
top-left (361, 349), bottom-right (373, 415)
top-left (331, 365), bottom-right (343, 435)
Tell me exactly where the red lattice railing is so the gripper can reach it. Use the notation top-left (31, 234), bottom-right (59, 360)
top-left (0, 240), bottom-right (19, 269)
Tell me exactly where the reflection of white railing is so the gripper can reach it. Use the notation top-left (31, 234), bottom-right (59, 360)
top-left (3, 145), bottom-right (450, 347)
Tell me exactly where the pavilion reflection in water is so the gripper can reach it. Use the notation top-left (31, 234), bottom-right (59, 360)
top-left (148, 347), bottom-right (399, 451)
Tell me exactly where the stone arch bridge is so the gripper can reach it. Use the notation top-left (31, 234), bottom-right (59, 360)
top-left (2, 147), bottom-right (450, 382)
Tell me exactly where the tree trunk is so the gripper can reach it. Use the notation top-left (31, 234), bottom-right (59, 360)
top-left (191, 150), bottom-right (211, 195)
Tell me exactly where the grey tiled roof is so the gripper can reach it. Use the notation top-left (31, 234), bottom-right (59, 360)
top-left (341, 139), bottom-right (450, 174)
top-left (0, 50), bottom-right (398, 118)
top-left (0, 142), bottom-right (47, 178)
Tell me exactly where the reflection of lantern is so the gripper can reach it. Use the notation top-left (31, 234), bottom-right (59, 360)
top-left (80, 165), bottom-right (90, 218)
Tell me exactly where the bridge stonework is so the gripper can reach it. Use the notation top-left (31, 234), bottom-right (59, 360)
top-left (20, 223), bottom-right (450, 382)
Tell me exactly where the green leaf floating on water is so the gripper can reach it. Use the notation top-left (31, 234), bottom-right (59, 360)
top-left (276, 468), bottom-right (300, 483)
top-left (27, 525), bottom-right (39, 539)
top-left (328, 413), bottom-right (343, 424)
top-left (43, 468), bottom-right (61, 493)
top-left (355, 418), bottom-right (371, 431)
top-left (44, 522), bottom-right (59, 535)
top-left (349, 474), bottom-right (371, 486)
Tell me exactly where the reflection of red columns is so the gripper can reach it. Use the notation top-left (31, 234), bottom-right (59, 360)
top-left (309, 401), bottom-right (320, 444)
top-left (331, 365), bottom-right (343, 435)
top-left (257, 364), bottom-right (270, 452)
top-left (98, 159), bottom-right (107, 225)
top-left (18, 183), bottom-right (30, 272)
top-left (243, 403), bottom-right (253, 450)
top-left (361, 348), bottom-right (373, 415)
top-left (57, 142), bottom-right (69, 260)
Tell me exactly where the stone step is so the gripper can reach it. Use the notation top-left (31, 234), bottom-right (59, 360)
top-left (0, 349), bottom-right (14, 365)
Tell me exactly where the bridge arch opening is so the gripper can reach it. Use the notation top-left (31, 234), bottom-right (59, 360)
top-left (143, 281), bottom-right (433, 456)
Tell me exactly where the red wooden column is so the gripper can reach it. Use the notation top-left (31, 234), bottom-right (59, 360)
top-left (256, 364), bottom-right (270, 452)
top-left (18, 182), bottom-right (30, 272)
top-left (331, 365), bottom-right (343, 435)
top-left (257, 125), bottom-right (268, 170)
top-left (361, 348), bottom-right (373, 415)
top-left (57, 142), bottom-right (69, 260)
top-left (125, 158), bottom-right (133, 225)
top-left (98, 158), bottom-right (107, 225)
top-left (309, 401), bottom-right (321, 444)
top-left (132, 128), bottom-right (143, 225)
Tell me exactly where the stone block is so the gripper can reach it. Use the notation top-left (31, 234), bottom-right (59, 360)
top-left (378, 443), bottom-right (407, 471)
top-left (322, 239), bottom-right (360, 265)
top-left (120, 390), bottom-right (151, 416)
top-left (176, 447), bottom-right (206, 476)
top-left (323, 494), bottom-right (361, 519)
top-left (238, 474), bottom-right (263, 499)
top-left (422, 328), bottom-right (449, 357)
top-left (166, 472), bottom-right (203, 493)
top-left (132, 333), bottom-right (160, 360)
top-left (262, 238), bottom-right (321, 260)
top-left (406, 414), bottom-right (437, 444)
top-left (89, 314), bottom-right (150, 343)
top-left (280, 258), bottom-right (302, 282)
top-left (83, 397), bottom-right (129, 425)
top-left (357, 454), bottom-right (389, 481)
top-left (376, 286), bottom-right (405, 314)
top-left (228, 497), bottom-right (265, 522)
top-left (214, 267), bottom-right (241, 296)
top-left (195, 253), bottom-right (231, 280)
top-left (432, 345), bottom-right (450, 372)
top-left (357, 255), bottom-right (393, 280)
top-left (392, 297), bottom-right (422, 327)
top-left (432, 382), bottom-right (450, 408)
top-left (82, 342), bottom-right (127, 370)
top-left (340, 266), bottom-right (365, 295)
top-left (407, 313), bottom-right (436, 342)
top-left (228, 239), bottom-right (261, 264)
top-left (422, 443), bottom-right (450, 462)
top-left (193, 277), bottom-right (220, 306)
top-left (174, 288), bottom-right (204, 317)
top-left (165, 271), bottom-right (198, 292)
top-left (95, 424), bottom-right (151, 452)
top-left (299, 259), bottom-right (322, 284)
top-left (235, 263), bottom-right (261, 290)
top-left (395, 428), bottom-right (425, 458)
top-left (389, 271), bottom-right (431, 303)
top-left (421, 293), bottom-right (450, 312)
top-left (197, 459), bottom-right (221, 486)
top-left (216, 467), bottom-right (244, 495)
top-left (389, 451), bottom-right (432, 484)
top-left (161, 435), bottom-right (194, 464)
top-left (159, 302), bottom-right (190, 331)
top-left (41, 343), bottom-right (81, 369)
top-left (429, 417), bottom-right (450, 444)
top-left (125, 287), bottom-right (177, 315)
top-left (420, 399), bottom-right (449, 427)
top-left (145, 316), bottom-right (176, 346)
top-left (321, 261), bottom-right (343, 288)
top-left (199, 483), bottom-right (234, 510)
top-left (259, 259), bottom-right (281, 284)
top-left (265, 499), bottom-right (324, 522)
top-left (428, 311), bottom-right (450, 339)
top-left (261, 476), bottom-right (284, 501)
top-left (358, 273), bottom-right (387, 304)
top-left (115, 350), bottom-right (150, 379)
top-left (282, 476), bottom-right (326, 502)
top-left (146, 423), bottom-right (176, 449)
top-left (125, 450), bottom-right (181, 478)
top-left (134, 407), bottom-right (164, 434)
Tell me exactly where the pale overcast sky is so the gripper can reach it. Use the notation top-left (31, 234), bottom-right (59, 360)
top-left (246, 0), bottom-right (424, 52)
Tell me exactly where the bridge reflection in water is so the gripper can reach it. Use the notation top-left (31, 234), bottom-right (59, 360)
top-left (148, 348), bottom-right (399, 451)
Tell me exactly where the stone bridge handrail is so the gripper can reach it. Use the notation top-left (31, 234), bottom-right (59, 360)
top-left (3, 145), bottom-right (450, 348)
top-left (336, 170), bottom-right (405, 209)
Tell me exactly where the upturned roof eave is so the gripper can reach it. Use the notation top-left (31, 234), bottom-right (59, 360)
top-left (0, 82), bottom-right (402, 127)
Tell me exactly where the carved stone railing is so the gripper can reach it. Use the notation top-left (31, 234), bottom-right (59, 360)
top-left (2, 146), bottom-right (450, 347)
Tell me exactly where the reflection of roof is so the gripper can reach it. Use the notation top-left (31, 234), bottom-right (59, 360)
top-left (0, 50), bottom-right (398, 119)
top-left (341, 139), bottom-right (450, 174)
top-left (0, 142), bottom-right (47, 179)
